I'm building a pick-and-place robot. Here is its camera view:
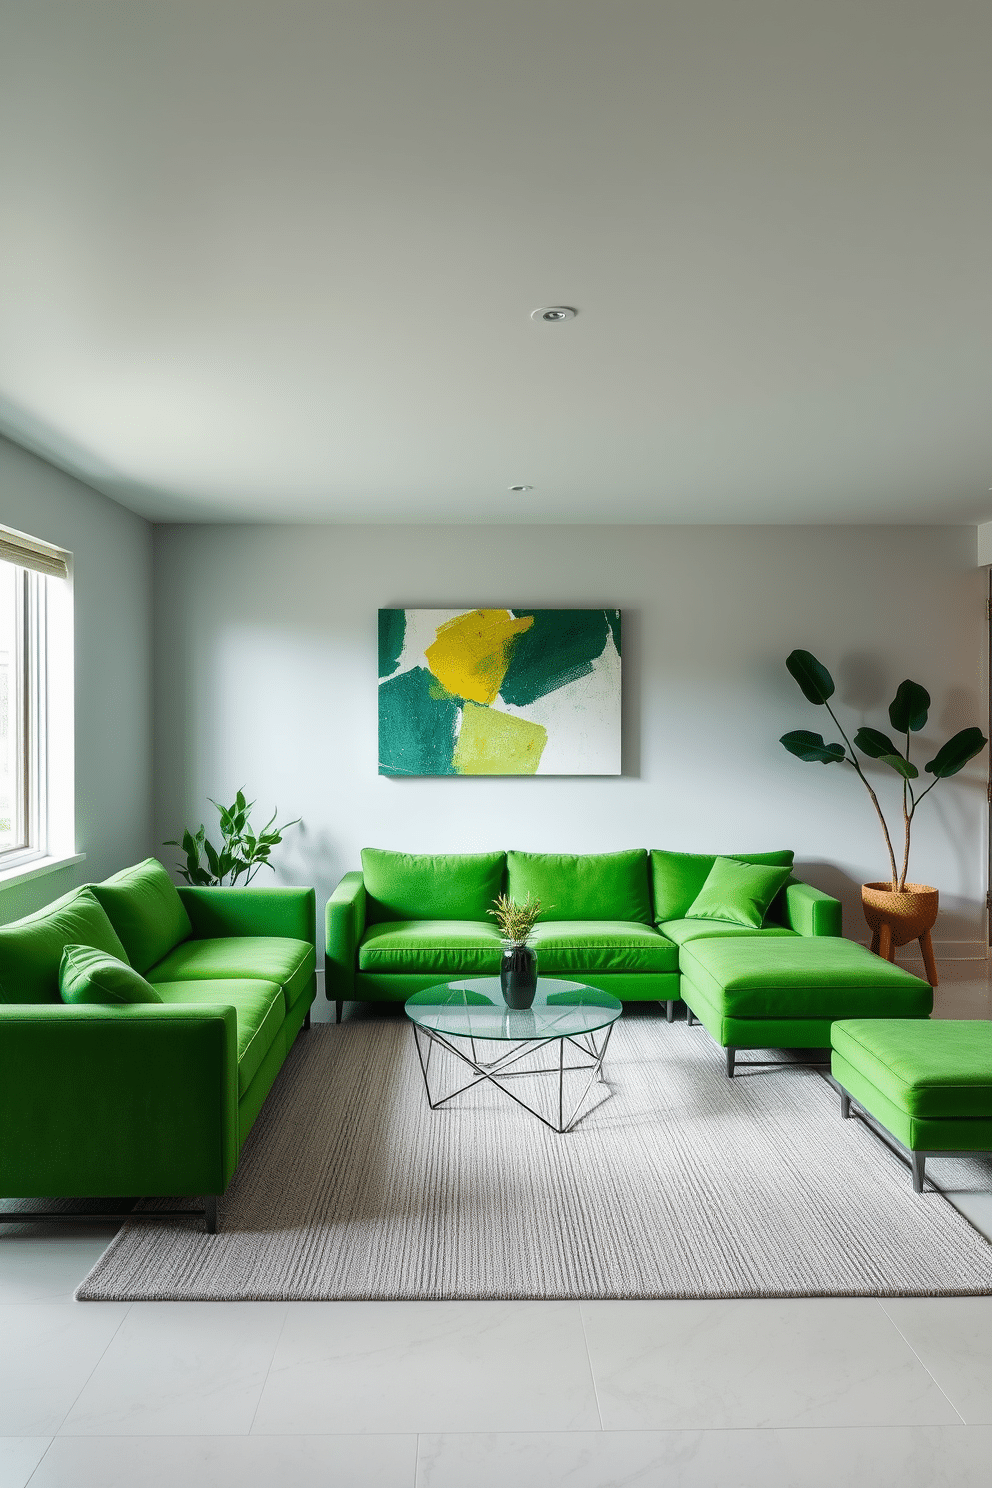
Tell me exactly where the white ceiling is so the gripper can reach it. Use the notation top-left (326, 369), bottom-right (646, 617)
top-left (1, 1), bottom-right (989, 525)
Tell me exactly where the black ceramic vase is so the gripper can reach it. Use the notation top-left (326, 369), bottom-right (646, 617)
top-left (500, 943), bottom-right (538, 1009)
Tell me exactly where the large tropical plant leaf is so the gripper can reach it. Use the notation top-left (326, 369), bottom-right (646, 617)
top-left (878, 753), bottom-right (919, 779)
top-left (925, 727), bottom-right (988, 778)
top-left (853, 726), bottom-right (898, 759)
top-left (786, 650), bottom-right (834, 705)
top-left (889, 680), bottom-right (930, 733)
top-left (780, 730), bottom-right (845, 764)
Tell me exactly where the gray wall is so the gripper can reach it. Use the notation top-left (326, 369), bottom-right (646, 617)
top-left (0, 436), bottom-right (153, 921)
top-left (153, 523), bottom-right (987, 958)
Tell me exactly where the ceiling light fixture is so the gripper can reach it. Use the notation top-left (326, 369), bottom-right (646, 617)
top-left (531, 306), bottom-right (577, 323)
top-left (508, 485), bottom-right (533, 492)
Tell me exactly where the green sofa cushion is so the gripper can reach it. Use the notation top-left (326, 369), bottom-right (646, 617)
top-left (361, 849), bottom-right (506, 923)
top-left (91, 858), bottom-right (193, 975)
top-left (154, 978), bottom-right (285, 1097)
top-left (529, 921), bottom-right (678, 973)
top-left (832, 1019), bottom-right (992, 1120)
top-left (660, 918), bottom-right (798, 946)
top-left (148, 936), bottom-right (315, 1013)
top-left (681, 936), bottom-right (932, 1020)
top-left (358, 920), bottom-right (504, 975)
top-left (506, 850), bottom-right (652, 923)
top-left (685, 857), bottom-right (794, 929)
top-left (650, 849), bottom-right (794, 924)
top-left (60, 944), bottom-right (162, 1005)
top-left (0, 888), bottom-right (131, 1005)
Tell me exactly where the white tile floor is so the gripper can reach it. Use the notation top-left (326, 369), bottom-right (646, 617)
top-left (1, 963), bottom-right (989, 1488)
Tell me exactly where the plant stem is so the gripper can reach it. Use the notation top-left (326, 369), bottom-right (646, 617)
top-left (824, 699), bottom-right (899, 887)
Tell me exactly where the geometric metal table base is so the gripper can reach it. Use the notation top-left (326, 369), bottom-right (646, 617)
top-left (411, 1021), bottom-right (615, 1134)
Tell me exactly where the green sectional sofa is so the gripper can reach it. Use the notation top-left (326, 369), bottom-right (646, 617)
top-left (0, 858), bottom-right (316, 1232)
top-left (325, 847), bottom-right (843, 1020)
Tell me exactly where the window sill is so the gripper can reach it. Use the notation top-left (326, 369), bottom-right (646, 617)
top-left (0, 852), bottom-right (86, 892)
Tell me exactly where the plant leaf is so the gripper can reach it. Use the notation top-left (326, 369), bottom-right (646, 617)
top-left (780, 730), bottom-right (845, 764)
top-left (925, 727), bottom-right (988, 778)
top-left (878, 752), bottom-right (919, 779)
top-left (786, 650), bottom-right (835, 705)
top-left (853, 726), bottom-right (899, 759)
top-left (889, 680), bottom-right (930, 733)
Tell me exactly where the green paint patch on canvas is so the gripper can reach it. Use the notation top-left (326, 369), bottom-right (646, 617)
top-left (379, 667), bottom-right (459, 776)
top-left (452, 702), bottom-right (547, 775)
top-left (378, 610), bottom-right (406, 679)
top-left (500, 610), bottom-right (612, 707)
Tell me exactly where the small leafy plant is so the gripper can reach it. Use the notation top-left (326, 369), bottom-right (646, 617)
top-left (780, 650), bottom-right (987, 892)
top-left (165, 789), bottom-right (300, 887)
top-left (488, 892), bottom-right (544, 944)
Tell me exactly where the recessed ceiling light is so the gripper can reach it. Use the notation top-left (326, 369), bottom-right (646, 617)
top-left (508, 484), bottom-right (533, 492)
top-left (531, 306), bottom-right (577, 323)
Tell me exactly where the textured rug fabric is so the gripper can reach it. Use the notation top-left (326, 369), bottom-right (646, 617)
top-left (77, 1016), bottom-right (992, 1301)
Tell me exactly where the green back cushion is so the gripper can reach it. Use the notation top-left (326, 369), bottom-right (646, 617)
top-left (685, 856), bottom-right (795, 929)
top-left (0, 888), bottom-right (130, 1005)
top-left (91, 858), bottom-right (193, 974)
top-left (60, 943), bottom-right (162, 1005)
top-left (506, 850), bottom-right (652, 923)
top-left (650, 849), bottom-right (794, 924)
top-left (361, 849), bottom-right (506, 923)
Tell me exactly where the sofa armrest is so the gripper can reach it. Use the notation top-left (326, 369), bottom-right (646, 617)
top-left (779, 879), bottom-right (843, 937)
top-left (0, 1003), bottom-right (239, 1198)
top-left (178, 885), bottom-right (316, 944)
top-left (325, 872), bottom-right (366, 1002)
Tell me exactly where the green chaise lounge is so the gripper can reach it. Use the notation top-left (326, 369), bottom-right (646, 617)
top-left (325, 847), bottom-right (843, 1020)
top-left (0, 858), bottom-right (316, 1232)
top-left (831, 1018), bottom-right (992, 1191)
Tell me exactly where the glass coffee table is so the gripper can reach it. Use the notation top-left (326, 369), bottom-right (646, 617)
top-left (405, 978), bottom-right (622, 1133)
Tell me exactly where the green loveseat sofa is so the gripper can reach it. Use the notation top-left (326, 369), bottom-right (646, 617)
top-left (325, 847), bottom-right (842, 1020)
top-left (0, 858), bottom-right (316, 1232)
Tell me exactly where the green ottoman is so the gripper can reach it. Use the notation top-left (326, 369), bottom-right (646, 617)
top-left (832, 1019), bottom-right (992, 1191)
top-left (679, 936), bottom-right (933, 1077)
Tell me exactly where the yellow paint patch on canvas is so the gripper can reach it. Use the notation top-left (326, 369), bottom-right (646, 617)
top-left (453, 702), bottom-right (548, 775)
top-left (425, 609), bottom-right (533, 705)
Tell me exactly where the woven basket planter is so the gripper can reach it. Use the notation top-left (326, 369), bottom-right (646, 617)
top-left (861, 882), bottom-right (939, 985)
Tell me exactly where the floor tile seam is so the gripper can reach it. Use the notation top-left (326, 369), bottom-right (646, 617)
top-left (49, 1299), bottom-right (134, 1438)
top-left (21, 1434), bottom-right (56, 1488)
top-left (576, 1301), bottom-right (606, 1431)
top-left (245, 1304), bottom-right (294, 1436)
top-left (874, 1299), bottom-right (967, 1426)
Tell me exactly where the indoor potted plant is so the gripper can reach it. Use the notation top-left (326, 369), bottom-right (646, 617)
top-left (165, 789), bottom-right (300, 886)
top-left (489, 892), bottom-right (544, 1009)
top-left (779, 649), bottom-right (987, 983)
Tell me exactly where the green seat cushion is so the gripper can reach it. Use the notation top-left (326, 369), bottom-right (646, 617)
top-left (832, 1019), bottom-right (992, 1120)
top-left (682, 937), bottom-right (933, 1020)
top-left (91, 858), bottom-right (193, 974)
top-left (154, 978), bottom-right (285, 1096)
top-left (685, 857), bottom-right (794, 929)
top-left (361, 849), bottom-right (506, 923)
top-left (358, 921), bottom-right (504, 975)
top-left (506, 850), bottom-right (652, 924)
top-left (0, 888), bottom-right (130, 1005)
top-left (650, 849), bottom-right (795, 925)
top-left (529, 921), bottom-right (678, 973)
top-left (660, 918), bottom-right (798, 946)
top-left (148, 936), bottom-right (315, 1013)
top-left (60, 944), bottom-right (162, 1005)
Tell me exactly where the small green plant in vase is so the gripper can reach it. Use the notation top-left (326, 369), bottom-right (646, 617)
top-left (489, 893), bottom-right (544, 1009)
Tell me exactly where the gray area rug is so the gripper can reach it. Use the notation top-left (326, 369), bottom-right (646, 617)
top-left (77, 1017), bottom-right (992, 1301)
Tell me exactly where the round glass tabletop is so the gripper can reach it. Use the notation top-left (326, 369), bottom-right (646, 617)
top-left (405, 978), bottom-right (623, 1041)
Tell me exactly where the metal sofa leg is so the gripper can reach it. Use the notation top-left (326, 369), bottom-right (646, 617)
top-left (665, 1000), bottom-right (674, 1024)
top-left (725, 1046), bottom-right (735, 1079)
top-left (840, 1089), bottom-right (851, 1119)
top-left (911, 1151), bottom-right (926, 1193)
top-left (204, 1196), bottom-right (218, 1234)
top-left (335, 1000), bottom-right (343, 1024)
top-left (686, 1009), bottom-right (697, 1026)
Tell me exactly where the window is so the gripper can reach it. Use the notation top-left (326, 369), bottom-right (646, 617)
top-left (0, 526), bottom-right (73, 874)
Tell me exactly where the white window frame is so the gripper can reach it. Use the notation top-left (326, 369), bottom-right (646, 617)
top-left (0, 526), bottom-right (79, 886)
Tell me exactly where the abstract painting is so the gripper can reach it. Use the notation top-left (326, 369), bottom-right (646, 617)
top-left (378, 608), bottom-right (621, 776)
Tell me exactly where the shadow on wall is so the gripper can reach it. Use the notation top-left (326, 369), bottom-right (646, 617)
top-left (795, 860), bottom-right (985, 947)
